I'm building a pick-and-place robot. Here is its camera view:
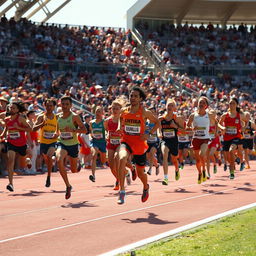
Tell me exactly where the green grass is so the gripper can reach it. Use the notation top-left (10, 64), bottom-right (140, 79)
top-left (123, 208), bottom-right (256, 256)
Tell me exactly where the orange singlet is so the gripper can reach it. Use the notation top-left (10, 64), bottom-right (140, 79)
top-left (121, 106), bottom-right (148, 155)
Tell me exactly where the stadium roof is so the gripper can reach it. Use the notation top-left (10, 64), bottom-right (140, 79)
top-left (0, 0), bottom-right (71, 22)
top-left (127, 0), bottom-right (256, 29)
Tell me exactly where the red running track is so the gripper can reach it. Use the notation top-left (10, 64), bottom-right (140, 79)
top-left (0, 162), bottom-right (256, 256)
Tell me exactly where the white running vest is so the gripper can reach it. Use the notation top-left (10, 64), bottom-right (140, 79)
top-left (193, 112), bottom-right (210, 139)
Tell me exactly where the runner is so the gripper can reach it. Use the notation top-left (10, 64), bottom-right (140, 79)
top-left (0, 102), bottom-right (32, 191)
top-left (178, 122), bottom-right (190, 170)
top-left (26, 110), bottom-right (39, 175)
top-left (117, 86), bottom-right (160, 204)
top-left (146, 106), bottom-right (160, 176)
top-left (187, 96), bottom-right (216, 184)
top-left (241, 112), bottom-right (256, 169)
top-left (78, 114), bottom-right (92, 169)
top-left (206, 110), bottom-right (220, 178)
top-left (218, 97), bottom-right (247, 179)
top-left (33, 98), bottom-right (58, 187)
top-left (159, 99), bottom-right (184, 185)
top-left (104, 98), bottom-right (124, 190)
top-left (89, 106), bottom-right (106, 182)
top-left (56, 96), bottom-right (86, 199)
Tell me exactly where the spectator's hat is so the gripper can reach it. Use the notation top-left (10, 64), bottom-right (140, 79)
top-left (0, 96), bottom-right (8, 103)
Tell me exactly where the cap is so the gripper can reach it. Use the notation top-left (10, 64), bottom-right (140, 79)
top-left (0, 97), bottom-right (8, 103)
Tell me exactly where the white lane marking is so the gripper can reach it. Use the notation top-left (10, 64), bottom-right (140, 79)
top-left (0, 181), bottom-right (232, 218)
top-left (100, 202), bottom-right (256, 256)
top-left (1, 171), bottom-right (255, 217)
top-left (0, 186), bottom-right (240, 243)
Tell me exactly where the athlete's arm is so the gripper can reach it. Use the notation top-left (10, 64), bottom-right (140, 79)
top-left (157, 116), bottom-right (163, 138)
top-left (143, 108), bottom-right (160, 134)
top-left (0, 126), bottom-right (7, 141)
top-left (176, 116), bottom-right (185, 130)
top-left (186, 113), bottom-right (194, 130)
top-left (116, 108), bottom-right (124, 133)
top-left (14, 116), bottom-right (32, 132)
top-left (250, 122), bottom-right (256, 130)
top-left (73, 115), bottom-right (87, 134)
top-left (104, 118), bottom-right (109, 132)
top-left (32, 114), bottom-right (44, 131)
top-left (218, 113), bottom-right (227, 131)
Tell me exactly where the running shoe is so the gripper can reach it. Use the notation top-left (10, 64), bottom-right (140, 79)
top-left (162, 178), bottom-right (168, 185)
top-left (224, 163), bottom-right (227, 172)
top-left (117, 191), bottom-right (126, 204)
top-left (113, 181), bottom-right (119, 191)
top-left (207, 172), bottom-right (211, 179)
top-left (45, 176), bottom-right (51, 187)
top-left (198, 173), bottom-right (203, 184)
top-left (180, 162), bottom-right (184, 170)
top-left (26, 158), bottom-right (32, 169)
top-left (65, 186), bottom-right (72, 199)
top-left (246, 165), bottom-right (250, 169)
top-left (141, 184), bottom-right (149, 203)
top-left (155, 164), bottom-right (160, 175)
top-left (126, 173), bottom-right (131, 185)
top-left (230, 170), bottom-right (235, 180)
top-left (202, 170), bottom-right (207, 182)
top-left (131, 166), bottom-right (137, 181)
top-left (213, 165), bottom-right (217, 174)
top-left (175, 170), bottom-right (180, 181)
top-left (147, 167), bottom-right (152, 175)
top-left (6, 184), bottom-right (14, 192)
top-left (240, 162), bottom-right (245, 172)
top-left (89, 175), bottom-right (95, 182)
top-left (235, 157), bottom-right (240, 165)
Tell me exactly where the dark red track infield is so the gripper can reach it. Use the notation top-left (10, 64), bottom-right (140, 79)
top-left (1, 161), bottom-right (256, 256)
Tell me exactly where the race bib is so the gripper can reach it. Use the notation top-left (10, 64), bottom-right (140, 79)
top-left (163, 129), bottom-right (175, 138)
top-left (43, 131), bottom-right (55, 139)
top-left (244, 134), bottom-right (252, 139)
top-left (125, 125), bottom-right (141, 135)
top-left (60, 132), bottom-right (73, 140)
top-left (110, 138), bottom-right (121, 145)
top-left (178, 135), bottom-right (189, 142)
top-left (195, 127), bottom-right (206, 137)
top-left (148, 134), bottom-right (157, 143)
top-left (9, 131), bottom-right (20, 139)
top-left (93, 133), bottom-right (103, 139)
top-left (226, 126), bottom-right (237, 135)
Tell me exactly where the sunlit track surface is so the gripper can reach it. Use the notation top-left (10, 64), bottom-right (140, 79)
top-left (1, 162), bottom-right (256, 256)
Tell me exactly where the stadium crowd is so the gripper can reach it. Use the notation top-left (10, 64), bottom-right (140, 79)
top-left (137, 21), bottom-right (256, 66)
top-left (1, 17), bottom-right (256, 204)
top-left (0, 16), bottom-right (148, 66)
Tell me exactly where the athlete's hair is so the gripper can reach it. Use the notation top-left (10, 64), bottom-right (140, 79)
top-left (111, 96), bottom-right (128, 108)
top-left (11, 101), bottom-right (26, 113)
top-left (230, 97), bottom-right (241, 113)
top-left (166, 98), bottom-right (177, 107)
top-left (95, 106), bottom-right (103, 113)
top-left (130, 86), bottom-right (146, 101)
top-left (26, 110), bottom-right (36, 118)
top-left (61, 95), bottom-right (72, 104)
top-left (44, 98), bottom-right (57, 106)
top-left (198, 96), bottom-right (209, 107)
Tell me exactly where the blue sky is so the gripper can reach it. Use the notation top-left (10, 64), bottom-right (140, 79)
top-left (2, 0), bottom-right (137, 28)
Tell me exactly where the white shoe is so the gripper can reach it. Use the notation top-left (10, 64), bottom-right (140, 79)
top-left (26, 158), bottom-right (32, 169)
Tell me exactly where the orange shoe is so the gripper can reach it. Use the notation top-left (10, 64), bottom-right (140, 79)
top-left (113, 181), bottom-right (119, 191)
